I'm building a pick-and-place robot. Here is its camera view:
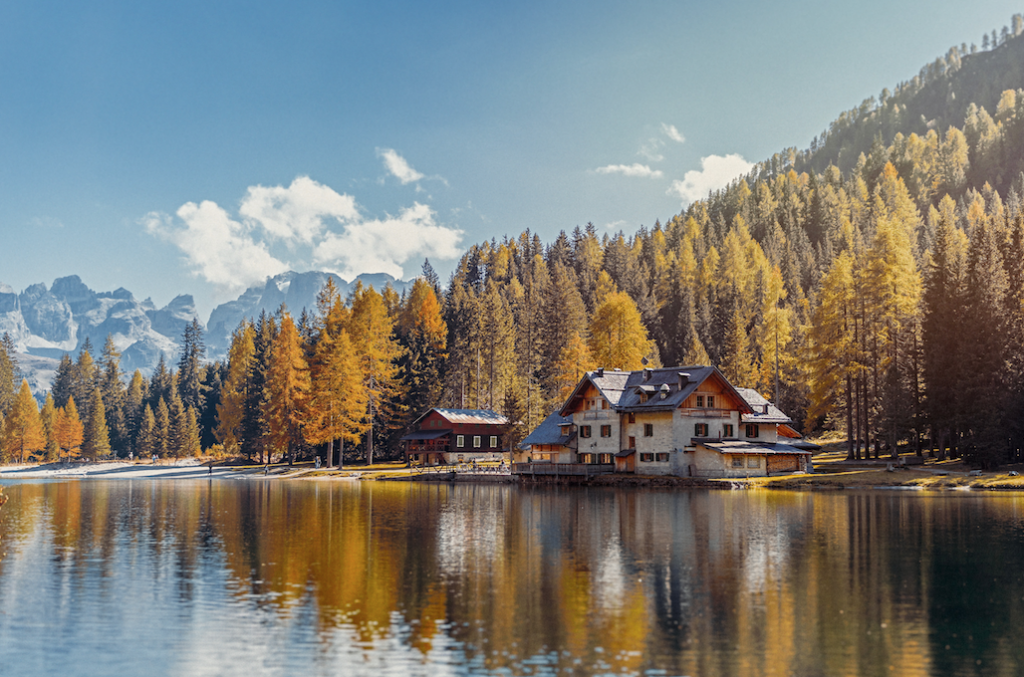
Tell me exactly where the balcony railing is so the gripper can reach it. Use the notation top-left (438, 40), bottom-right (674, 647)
top-left (511, 463), bottom-right (615, 476)
top-left (580, 411), bottom-right (612, 421)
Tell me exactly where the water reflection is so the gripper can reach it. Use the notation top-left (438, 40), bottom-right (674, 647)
top-left (1, 480), bottom-right (1024, 676)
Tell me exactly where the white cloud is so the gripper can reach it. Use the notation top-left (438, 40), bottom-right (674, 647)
top-left (144, 174), bottom-right (463, 293)
top-left (594, 163), bottom-right (664, 178)
top-left (143, 203), bottom-right (289, 293)
top-left (239, 176), bottom-right (358, 244)
top-left (668, 153), bottom-right (754, 204)
top-left (313, 202), bottom-right (463, 280)
top-left (661, 123), bottom-right (685, 143)
top-left (378, 148), bottom-right (424, 184)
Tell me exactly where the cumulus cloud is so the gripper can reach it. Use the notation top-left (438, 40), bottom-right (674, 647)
top-left (594, 163), bottom-right (664, 178)
top-left (239, 176), bottom-right (358, 244)
top-left (661, 123), bottom-right (685, 143)
top-left (313, 202), bottom-right (463, 280)
top-left (378, 148), bottom-right (424, 184)
top-left (668, 154), bottom-right (754, 204)
top-left (143, 202), bottom-right (289, 292)
top-left (144, 175), bottom-right (463, 294)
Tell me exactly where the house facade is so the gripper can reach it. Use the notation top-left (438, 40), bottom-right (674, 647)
top-left (556, 366), bottom-right (811, 478)
top-left (401, 408), bottom-right (509, 466)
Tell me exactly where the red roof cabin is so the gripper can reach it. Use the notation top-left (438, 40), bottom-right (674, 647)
top-left (401, 408), bottom-right (510, 466)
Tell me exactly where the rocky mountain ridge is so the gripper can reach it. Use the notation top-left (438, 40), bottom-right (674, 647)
top-left (1, 271), bottom-right (410, 395)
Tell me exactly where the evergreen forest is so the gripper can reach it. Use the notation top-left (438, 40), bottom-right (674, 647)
top-left (5, 15), bottom-right (1024, 468)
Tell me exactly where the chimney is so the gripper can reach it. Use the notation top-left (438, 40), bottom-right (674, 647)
top-left (596, 367), bottom-right (604, 377)
top-left (643, 368), bottom-right (652, 382)
top-left (678, 372), bottom-right (690, 390)
top-left (659, 383), bottom-right (670, 400)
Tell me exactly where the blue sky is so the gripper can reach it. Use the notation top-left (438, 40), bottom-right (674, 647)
top-left (1, 0), bottom-right (1021, 319)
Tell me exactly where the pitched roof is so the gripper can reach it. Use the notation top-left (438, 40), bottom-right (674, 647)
top-left (399, 429), bottom-right (451, 441)
top-left (411, 408), bottom-right (509, 426)
top-left (561, 365), bottom-right (753, 415)
top-left (521, 410), bottom-right (576, 449)
top-left (734, 387), bottom-right (794, 425)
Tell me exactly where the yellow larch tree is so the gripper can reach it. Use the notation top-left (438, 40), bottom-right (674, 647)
top-left (215, 321), bottom-right (255, 454)
top-left (2, 380), bottom-right (45, 464)
top-left (266, 312), bottom-right (311, 466)
top-left (588, 291), bottom-right (655, 371)
top-left (55, 396), bottom-right (84, 461)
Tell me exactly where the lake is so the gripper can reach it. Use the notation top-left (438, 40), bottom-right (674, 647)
top-left (0, 479), bottom-right (1022, 676)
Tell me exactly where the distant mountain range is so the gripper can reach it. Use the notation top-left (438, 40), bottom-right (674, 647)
top-left (0, 271), bottom-right (411, 395)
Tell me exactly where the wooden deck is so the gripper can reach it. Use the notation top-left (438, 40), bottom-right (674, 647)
top-left (511, 463), bottom-right (615, 476)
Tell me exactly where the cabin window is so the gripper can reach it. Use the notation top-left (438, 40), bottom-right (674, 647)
top-left (640, 453), bottom-right (654, 462)
top-left (580, 425), bottom-right (592, 438)
top-left (696, 395), bottom-right (704, 407)
top-left (747, 456), bottom-right (760, 468)
top-left (746, 424), bottom-right (759, 438)
top-left (628, 413), bottom-right (635, 424)
top-left (490, 435), bottom-right (498, 448)
top-left (694, 423), bottom-right (709, 436)
top-left (628, 436), bottom-right (636, 449)
top-left (723, 424), bottom-right (734, 437)
top-left (732, 456), bottom-right (745, 468)
top-left (456, 435), bottom-right (465, 448)
top-left (639, 393), bottom-right (648, 403)
top-left (707, 396), bottom-right (715, 408)
top-left (644, 424), bottom-right (654, 437)
top-left (473, 436), bottom-right (481, 448)
top-left (600, 425), bottom-right (612, 438)
top-left (656, 452), bottom-right (670, 462)
top-left (599, 454), bottom-right (612, 464)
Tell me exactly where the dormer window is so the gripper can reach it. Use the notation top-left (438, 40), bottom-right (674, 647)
top-left (707, 395), bottom-right (715, 408)
top-left (696, 395), bottom-right (704, 407)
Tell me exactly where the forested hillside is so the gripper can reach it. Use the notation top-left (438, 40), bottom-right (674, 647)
top-left (4, 14), bottom-right (1024, 468)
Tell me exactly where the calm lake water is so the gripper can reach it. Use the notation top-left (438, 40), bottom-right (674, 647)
top-left (1, 480), bottom-right (1023, 676)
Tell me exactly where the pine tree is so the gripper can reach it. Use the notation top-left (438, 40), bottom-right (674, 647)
top-left (177, 319), bottom-right (207, 413)
top-left (136, 404), bottom-right (156, 459)
top-left (154, 397), bottom-right (171, 458)
top-left (99, 336), bottom-right (128, 456)
top-left (50, 353), bottom-right (76, 409)
top-left (0, 333), bottom-right (20, 415)
top-left (125, 370), bottom-right (147, 457)
top-left (396, 278), bottom-right (447, 427)
top-left (242, 312), bottom-right (275, 463)
top-left (1, 380), bottom-right (45, 463)
top-left (82, 387), bottom-right (111, 460)
top-left (184, 407), bottom-right (202, 457)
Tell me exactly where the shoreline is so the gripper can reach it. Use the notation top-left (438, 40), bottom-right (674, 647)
top-left (3, 455), bottom-right (1024, 492)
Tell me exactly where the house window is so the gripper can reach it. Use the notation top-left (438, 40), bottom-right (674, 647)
top-left (600, 425), bottom-right (612, 438)
top-left (695, 423), bottom-right (709, 436)
top-left (602, 400), bottom-right (608, 410)
top-left (456, 435), bottom-right (465, 448)
top-left (628, 413), bottom-right (635, 424)
top-left (473, 436), bottom-right (481, 448)
top-left (644, 424), bottom-right (654, 437)
top-left (490, 435), bottom-right (498, 448)
top-left (723, 424), bottom-right (734, 437)
top-left (599, 453), bottom-right (612, 464)
top-left (696, 395), bottom-right (704, 407)
top-left (747, 456), bottom-right (760, 468)
top-left (732, 456), bottom-right (745, 468)
top-left (640, 453), bottom-right (654, 462)
top-left (746, 424), bottom-right (759, 438)
top-left (656, 452), bottom-right (670, 462)
top-left (579, 453), bottom-right (594, 464)
top-left (707, 395), bottom-right (715, 408)
top-left (628, 436), bottom-right (636, 449)
top-left (580, 425), bottom-right (592, 438)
